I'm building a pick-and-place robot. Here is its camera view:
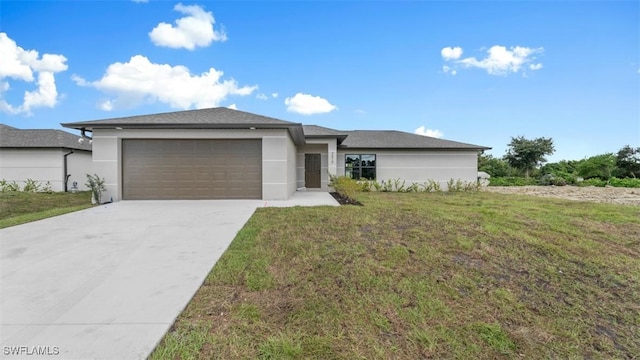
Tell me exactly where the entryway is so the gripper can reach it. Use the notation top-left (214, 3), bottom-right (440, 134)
top-left (305, 153), bottom-right (321, 188)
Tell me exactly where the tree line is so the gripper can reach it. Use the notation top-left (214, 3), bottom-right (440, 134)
top-left (479, 136), bottom-right (640, 185)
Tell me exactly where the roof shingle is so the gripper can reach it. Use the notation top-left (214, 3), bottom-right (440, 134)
top-left (62, 107), bottom-right (299, 128)
top-left (339, 130), bottom-right (489, 150)
top-left (0, 125), bottom-right (92, 151)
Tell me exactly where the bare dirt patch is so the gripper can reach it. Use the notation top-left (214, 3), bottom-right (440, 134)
top-left (484, 185), bottom-right (640, 206)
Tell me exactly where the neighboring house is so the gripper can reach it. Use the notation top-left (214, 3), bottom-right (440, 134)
top-left (62, 107), bottom-right (490, 201)
top-left (0, 124), bottom-right (93, 192)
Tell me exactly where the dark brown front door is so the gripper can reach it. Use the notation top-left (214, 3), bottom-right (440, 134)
top-left (305, 154), bottom-right (321, 188)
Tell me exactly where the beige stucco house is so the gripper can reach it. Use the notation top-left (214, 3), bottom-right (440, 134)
top-left (62, 107), bottom-right (489, 201)
top-left (0, 124), bottom-right (92, 192)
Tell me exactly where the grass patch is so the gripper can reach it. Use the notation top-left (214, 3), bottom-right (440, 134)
top-left (152, 192), bottom-right (640, 359)
top-left (0, 191), bottom-right (93, 228)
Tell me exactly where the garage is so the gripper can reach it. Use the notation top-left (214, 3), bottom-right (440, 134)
top-left (122, 139), bottom-right (262, 200)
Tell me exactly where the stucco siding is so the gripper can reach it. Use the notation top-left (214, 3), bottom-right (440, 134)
top-left (337, 149), bottom-right (479, 189)
top-left (286, 134), bottom-right (297, 196)
top-left (0, 149), bottom-right (64, 191)
top-left (91, 128), bottom-right (293, 201)
top-left (65, 151), bottom-right (92, 191)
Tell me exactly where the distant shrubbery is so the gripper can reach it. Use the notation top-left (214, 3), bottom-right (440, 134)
top-left (480, 142), bottom-right (640, 189)
top-left (488, 177), bottom-right (538, 187)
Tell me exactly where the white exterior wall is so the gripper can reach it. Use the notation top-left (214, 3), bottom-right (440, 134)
top-left (0, 149), bottom-right (63, 190)
top-left (296, 138), bottom-right (337, 191)
top-left (91, 128), bottom-right (295, 201)
top-left (286, 134), bottom-right (297, 197)
top-left (336, 149), bottom-right (479, 190)
top-left (0, 148), bottom-right (90, 191)
top-left (67, 151), bottom-right (92, 191)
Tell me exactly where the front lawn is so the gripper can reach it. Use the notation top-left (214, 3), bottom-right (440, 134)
top-left (0, 191), bottom-right (93, 229)
top-left (151, 192), bottom-right (640, 359)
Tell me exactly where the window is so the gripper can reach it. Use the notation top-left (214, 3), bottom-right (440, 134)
top-left (345, 154), bottom-right (376, 180)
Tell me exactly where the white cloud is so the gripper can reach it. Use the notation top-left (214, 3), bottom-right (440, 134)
top-left (414, 126), bottom-right (444, 138)
top-left (149, 3), bottom-right (226, 50)
top-left (256, 93), bottom-right (268, 100)
top-left (271, 92), bottom-right (279, 98)
top-left (284, 93), bottom-right (336, 115)
top-left (0, 32), bottom-right (68, 115)
top-left (98, 99), bottom-right (114, 111)
top-left (529, 63), bottom-right (543, 70)
top-left (227, 103), bottom-right (237, 110)
top-left (354, 109), bottom-right (366, 115)
top-left (441, 46), bottom-right (463, 60)
top-left (76, 55), bottom-right (257, 110)
top-left (455, 45), bottom-right (544, 76)
top-left (442, 65), bottom-right (457, 76)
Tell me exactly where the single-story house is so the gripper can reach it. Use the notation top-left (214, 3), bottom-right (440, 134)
top-left (0, 124), bottom-right (92, 192)
top-left (61, 107), bottom-right (490, 201)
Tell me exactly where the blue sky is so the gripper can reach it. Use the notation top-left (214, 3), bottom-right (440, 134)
top-left (1, 0), bottom-right (638, 162)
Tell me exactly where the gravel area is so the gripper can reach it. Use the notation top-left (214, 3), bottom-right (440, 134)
top-left (484, 186), bottom-right (640, 206)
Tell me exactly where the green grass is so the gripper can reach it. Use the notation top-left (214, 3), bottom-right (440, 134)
top-left (0, 191), bottom-right (93, 228)
top-left (151, 192), bottom-right (640, 359)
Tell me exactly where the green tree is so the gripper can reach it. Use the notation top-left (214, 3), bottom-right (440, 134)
top-left (615, 145), bottom-right (640, 178)
top-left (478, 153), bottom-right (512, 177)
top-left (576, 153), bottom-right (616, 180)
top-left (503, 136), bottom-right (555, 178)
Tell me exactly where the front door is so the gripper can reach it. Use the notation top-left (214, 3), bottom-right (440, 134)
top-left (305, 154), bottom-right (321, 188)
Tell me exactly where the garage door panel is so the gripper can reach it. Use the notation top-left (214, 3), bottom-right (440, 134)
top-left (123, 139), bottom-right (262, 200)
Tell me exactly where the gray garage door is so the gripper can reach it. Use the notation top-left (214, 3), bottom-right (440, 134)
top-left (122, 139), bottom-right (262, 200)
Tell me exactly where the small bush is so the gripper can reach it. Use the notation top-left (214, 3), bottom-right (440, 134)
top-left (489, 177), bottom-right (539, 186)
top-left (609, 177), bottom-right (640, 188)
top-left (380, 179), bottom-right (394, 192)
top-left (329, 175), bottom-right (361, 201)
top-left (578, 178), bottom-right (607, 187)
top-left (392, 178), bottom-right (406, 192)
top-left (22, 178), bottom-right (42, 192)
top-left (420, 180), bottom-right (442, 192)
top-left (447, 179), bottom-right (465, 192)
top-left (538, 174), bottom-right (567, 186)
top-left (406, 183), bottom-right (420, 193)
top-left (86, 174), bottom-right (107, 204)
top-left (0, 179), bottom-right (21, 192)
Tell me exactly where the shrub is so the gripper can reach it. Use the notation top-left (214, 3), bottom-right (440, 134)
top-left (86, 174), bottom-right (107, 204)
top-left (392, 178), bottom-right (406, 192)
top-left (609, 177), bottom-right (640, 188)
top-left (538, 174), bottom-right (567, 186)
top-left (380, 179), bottom-right (394, 192)
top-left (578, 178), bottom-right (607, 187)
top-left (489, 177), bottom-right (538, 186)
top-left (420, 180), bottom-right (442, 192)
top-left (406, 183), bottom-right (420, 193)
top-left (447, 179), bottom-right (464, 192)
top-left (358, 180), bottom-right (374, 192)
top-left (41, 181), bottom-right (53, 193)
top-left (0, 179), bottom-right (21, 192)
top-left (329, 175), bottom-right (361, 201)
top-left (22, 178), bottom-right (42, 192)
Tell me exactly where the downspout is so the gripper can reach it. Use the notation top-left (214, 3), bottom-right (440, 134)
top-left (63, 150), bottom-right (74, 192)
top-left (80, 128), bottom-right (92, 140)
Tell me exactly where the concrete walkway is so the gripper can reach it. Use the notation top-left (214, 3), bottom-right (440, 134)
top-left (0, 193), bottom-right (337, 360)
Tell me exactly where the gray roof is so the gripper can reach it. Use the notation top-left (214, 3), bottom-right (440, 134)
top-left (62, 107), bottom-right (298, 127)
top-left (0, 124), bottom-right (92, 151)
top-left (62, 107), bottom-right (305, 145)
top-left (339, 130), bottom-right (490, 150)
top-left (302, 125), bottom-right (349, 137)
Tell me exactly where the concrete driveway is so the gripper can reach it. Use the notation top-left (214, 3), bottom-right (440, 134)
top-left (0, 200), bottom-right (260, 359)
